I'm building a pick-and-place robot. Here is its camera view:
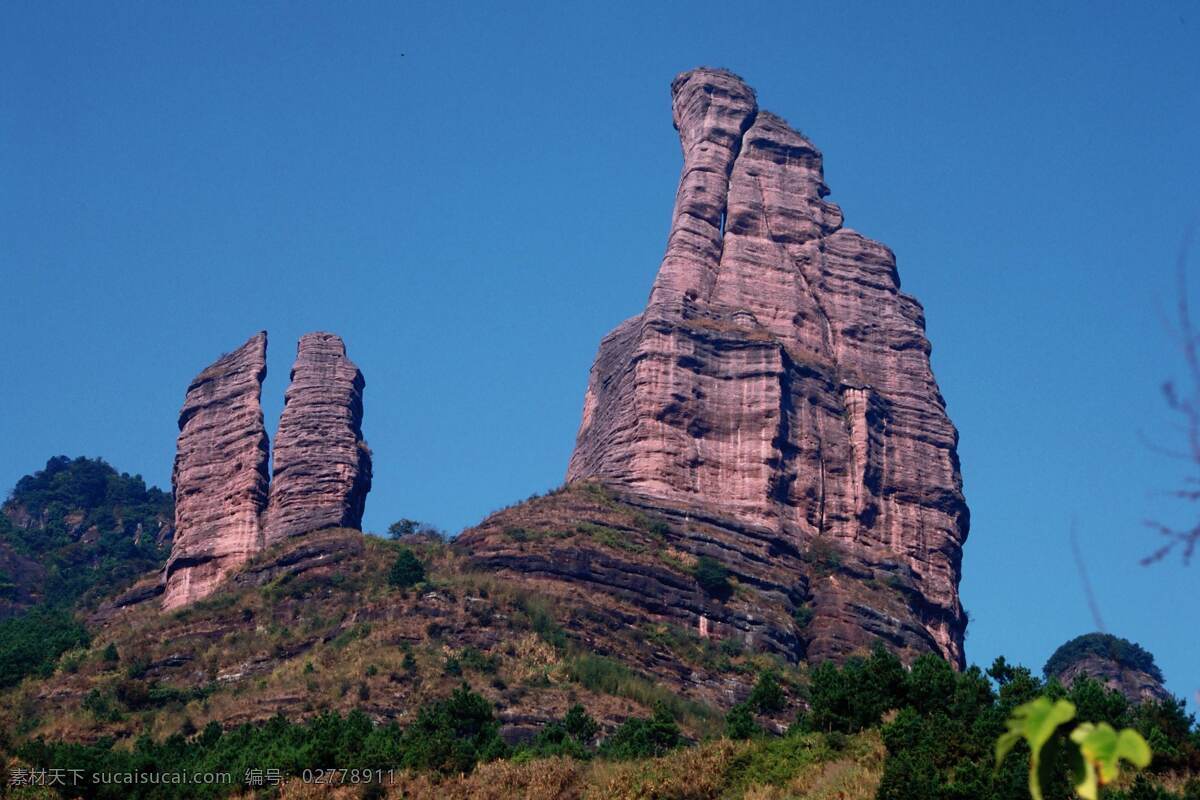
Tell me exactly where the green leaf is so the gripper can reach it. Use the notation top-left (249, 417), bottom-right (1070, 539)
top-left (1070, 722), bottom-right (1152, 796)
top-left (995, 696), bottom-right (1077, 800)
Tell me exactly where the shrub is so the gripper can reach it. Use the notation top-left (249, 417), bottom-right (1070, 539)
top-left (388, 548), bottom-right (425, 588)
top-left (0, 607), bottom-right (89, 688)
top-left (522, 704), bottom-right (600, 760)
top-left (725, 702), bottom-right (759, 740)
top-left (598, 702), bottom-right (682, 760)
top-left (748, 670), bottom-right (786, 713)
top-left (692, 556), bottom-right (732, 600)
top-left (399, 684), bottom-right (509, 774)
top-left (804, 643), bottom-right (907, 734)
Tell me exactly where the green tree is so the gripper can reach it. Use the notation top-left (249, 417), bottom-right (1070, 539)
top-left (400, 683), bottom-right (509, 774)
top-left (387, 519), bottom-right (419, 539)
top-left (692, 556), bottom-right (732, 600)
top-left (748, 669), bottom-right (786, 713)
top-left (598, 702), bottom-right (681, 760)
top-left (725, 702), bottom-right (759, 740)
top-left (388, 548), bottom-right (426, 588)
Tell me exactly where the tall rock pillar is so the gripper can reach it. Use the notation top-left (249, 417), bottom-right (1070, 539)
top-left (264, 332), bottom-right (371, 544)
top-left (568, 68), bottom-right (969, 666)
top-left (163, 332), bottom-right (269, 611)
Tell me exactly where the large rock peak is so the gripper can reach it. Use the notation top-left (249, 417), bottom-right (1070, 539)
top-left (264, 332), bottom-right (372, 544)
top-left (568, 68), bottom-right (969, 666)
top-left (164, 331), bottom-right (370, 610)
top-left (163, 332), bottom-right (270, 611)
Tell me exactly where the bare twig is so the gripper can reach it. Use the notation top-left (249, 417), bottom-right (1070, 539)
top-left (1144, 226), bottom-right (1200, 565)
top-left (1070, 520), bottom-right (1106, 631)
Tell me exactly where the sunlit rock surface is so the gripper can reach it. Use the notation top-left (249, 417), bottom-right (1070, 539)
top-left (563, 68), bottom-right (969, 666)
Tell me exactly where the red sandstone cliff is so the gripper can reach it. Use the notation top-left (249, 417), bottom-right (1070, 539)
top-left (163, 332), bottom-right (270, 611)
top-left (264, 332), bottom-right (372, 545)
top-left (164, 331), bottom-right (371, 610)
top-left (562, 68), bottom-right (969, 666)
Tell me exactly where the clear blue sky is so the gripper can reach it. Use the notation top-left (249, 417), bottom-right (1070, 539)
top-left (2, 1), bottom-right (1197, 707)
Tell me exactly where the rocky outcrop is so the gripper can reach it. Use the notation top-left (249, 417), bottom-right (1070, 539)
top-left (1045, 634), bottom-right (1171, 704)
top-left (162, 331), bottom-right (372, 611)
top-left (264, 333), bottom-right (372, 544)
top-left (562, 68), bottom-right (969, 666)
top-left (163, 332), bottom-right (270, 611)
top-left (0, 542), bottom-right (44, 619)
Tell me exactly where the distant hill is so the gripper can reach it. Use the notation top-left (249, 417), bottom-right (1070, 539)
top-left (0, 455), bottom-right (173, 613)
top-left (1045, 632), bottom-right (1170, 704)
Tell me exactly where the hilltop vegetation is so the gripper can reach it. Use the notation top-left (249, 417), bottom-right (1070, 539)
top-left (0, 457), bottom-right (171, 690)
top-left (1045, 634), bottom-right (1165, 683)
top-left (0, 455), bottom-right (173, 609)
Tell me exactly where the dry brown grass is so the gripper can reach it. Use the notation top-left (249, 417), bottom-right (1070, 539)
top-left (251, 733), bottom-right (885, 800)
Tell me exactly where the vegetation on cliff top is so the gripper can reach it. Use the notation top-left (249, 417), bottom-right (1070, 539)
top-left (0, 457), bottom-right (171, 689)
top-left (1045, 634), bottom-right (1165, 683)
top-left (1, 455), bottom-right (172, 608)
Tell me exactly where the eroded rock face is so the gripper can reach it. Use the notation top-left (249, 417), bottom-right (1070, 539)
top-left (567, 68), bottom-right (969, 666)
top-left (1054, 657), bottom-right (1171, 705)
top-left (264, 333), bottom-right (372, 544)
top-left (1045, 634), bottom-right (1171, 705)
top-left (163, 332), bottom-right (270, 611)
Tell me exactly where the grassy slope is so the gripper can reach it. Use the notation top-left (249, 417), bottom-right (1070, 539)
top-left (256, 731), bottom-right (885, 800)
top-left (1, 519), bottom-right (798, 746)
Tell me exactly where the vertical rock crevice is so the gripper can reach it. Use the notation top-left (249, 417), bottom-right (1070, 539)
top-left (164, 330), bottom-right (371, 610)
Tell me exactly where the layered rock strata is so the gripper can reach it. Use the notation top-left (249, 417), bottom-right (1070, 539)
top-left (563, 68), bottom-right (969, 666)
top-left (163, 331), bottom-right (371, 610)
top-left (163, 332), bottom-right (270, 611)
top-left (264, 333), bottom-right (372, 544)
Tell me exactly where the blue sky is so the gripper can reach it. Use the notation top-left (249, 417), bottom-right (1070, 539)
top-left (2, 1), bottom-right (1197, 707)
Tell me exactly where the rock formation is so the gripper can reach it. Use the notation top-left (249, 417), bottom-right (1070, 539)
top-left (564, 68), bottom-right (969, 666)
top-left (264, 333), bottom-right (372, 544)
top-left (163, 332), bottom-right (270, 611)
top-left (1045, 633), bottom-right (1171, 704)
top-left (162, 331), bottom-right (372, 610)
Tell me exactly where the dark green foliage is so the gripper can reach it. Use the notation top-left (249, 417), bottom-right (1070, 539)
top-left (803, 643), bottom-right (907, 733)
top-left (387, 548), bottom-right (425, 588)
top-left (1130, 694), bottom-right (1200, 772)
top-left (748, 670), bottom-right (786, 713)
top-left (20, 688), bottom-right (509, 797)
top-left (398, 683), bottom-right (509, 774)
top-left (692, 556), bottom-right (732, 600)
top-left (521, 704), bottom-right (600, 760)
top-left (1109, 775), bottom-right (1200, 800)
top-left (795, 646), bottom-right (1200, 800)
top-left (0, 607), bottom-right (88, 688)
top-left (725, 702), bottom-right (759, 740)
top-left (102, 643), bottom-right (119, 663)
top-left (598, 702), bottom-right (682, 760)
top-left (1044, 633), bottom-right (1164, 683)
top-left (0, 456), bottom-right (173, 608)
